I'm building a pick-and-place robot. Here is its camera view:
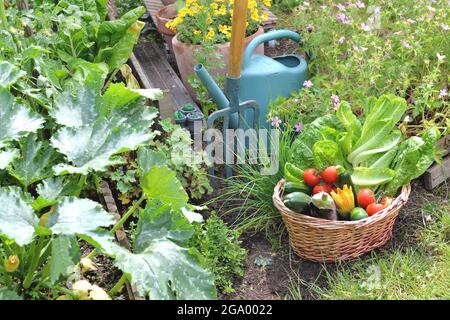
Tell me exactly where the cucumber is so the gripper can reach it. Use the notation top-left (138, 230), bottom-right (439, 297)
top-left (337, 171), bottom-right (357, 199)
top-left (283, 192), bottom-right (311, 212)
top-left (283, 182), bottom-right (310, 195)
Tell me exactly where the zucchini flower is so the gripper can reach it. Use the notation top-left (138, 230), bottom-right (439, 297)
top-left (4, 255), bottom-right (20, 273)
top-left (330, 184), bottom-right (355, 218)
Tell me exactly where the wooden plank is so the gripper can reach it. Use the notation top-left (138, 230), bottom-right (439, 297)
top-left (132, 40), bottom-right (200, 119)
top-left (423, 155), bottom-right (450, 190)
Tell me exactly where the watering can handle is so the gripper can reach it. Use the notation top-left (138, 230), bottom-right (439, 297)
top-left (242, 30), bottom-right (301, 68)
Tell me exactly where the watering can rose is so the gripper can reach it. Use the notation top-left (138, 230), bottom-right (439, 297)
top-left (166, 0), bottom-right (270, 44)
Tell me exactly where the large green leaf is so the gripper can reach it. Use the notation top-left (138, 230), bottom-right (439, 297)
top-left (0, 187), bottom-right (38, 246)
top-left (141, 166), bottom-right (189, 211)
top-left (51, 77), bottom-right (104, 127)
top-left (50, 235), bottom-right (80, 284)
top-left (0, 87), bottom-right (44, 149)
top-left (47, 197), bottom-right (115, 235)
top-left (8, 134), bottom-right (59, 187)
top-left (51, 118), bottom-right (156, 175)
top-left (134, 200), bottom-right (194, 252)
top-left (0, 288), bottom-right (22, 300)
top-left (137, 148), bottom-right (167, 177)
top-left (32, 176), bottom-right (79, 211)
top-left (113, 239), bottom-right (216, 299)
top-left (0, 149), bottom-right (18, 170)
top-left (0, 61), bottom-right (26, 86)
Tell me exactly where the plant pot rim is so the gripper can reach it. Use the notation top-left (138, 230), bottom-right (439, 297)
top-left (173, 26), bottom-right (264, 49)
top-left (155, 4), bottom-right (177, 36)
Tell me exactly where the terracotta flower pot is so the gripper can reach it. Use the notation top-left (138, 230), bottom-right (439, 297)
top-left (155, 4), bottom-right (177, 54)
top-left (161, 0), bottom-right (176, 5)
top-left (172, 26), bottom-right (265, 100)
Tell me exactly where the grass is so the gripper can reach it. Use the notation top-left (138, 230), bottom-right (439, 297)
top-left (288, 198), bottom-right (450, 300)
top-left (210, 129), bottom-right (294, 235)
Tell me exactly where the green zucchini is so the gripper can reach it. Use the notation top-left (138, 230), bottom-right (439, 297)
top-left (283, 182), bottom-right (310, 195)
top-left (283, 192), bottom-right (311, 212)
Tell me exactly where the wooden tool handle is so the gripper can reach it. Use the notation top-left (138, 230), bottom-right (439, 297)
top-left (228, 0), bottom-right (249, 78)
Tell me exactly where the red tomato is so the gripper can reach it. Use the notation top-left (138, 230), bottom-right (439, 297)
top-left (357, 188), bottom-right (375, 209)
top-left (381, 196), bottom-right (394, 208)
top-left (304, 168), bottom-right (320, 187)
top-left (321, 166), bottom-right (338, 184)
top-left (366, 203), bottom-right (385, 216)
top-left (312, 184), bottom-right (333, 194)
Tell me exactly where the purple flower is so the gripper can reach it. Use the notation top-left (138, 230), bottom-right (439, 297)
top-left (361, 23), bottom-right (371, 31)
top-left (439, 88), bottom-right (448, 98)
top-left (356, 0), bottom-right (365, 8)
top-left (271, 116), bottom-right (282, 127)
top-left (294, 122), bottom-right (304, 133)
top-left (336, 13), bottom-right (352, 25)
top-left (303, 80), bottom-right (313, 88)
top-left (331, 94), bottom-right (340, 109)
top-left (402, 40), bottom-right (412, 49)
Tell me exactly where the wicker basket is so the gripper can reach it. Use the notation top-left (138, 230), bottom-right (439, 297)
top-left (273, 179), bottom-right (411, 262)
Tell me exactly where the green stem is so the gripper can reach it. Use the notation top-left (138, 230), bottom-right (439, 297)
top-left (108, 273), bottom-right (127, 297)
top-left (111, 195), bottom-right (145, 234)
top-left (22, 236), bottom-right (45, 289)
top-left (0, 0), bottom-right (7, 31)
top-left (86, 195), bottom-right (145, 259)
top-left (76, 174), bottom-right (87, 197)
top-left (103, 69), bottom-right (119, 92)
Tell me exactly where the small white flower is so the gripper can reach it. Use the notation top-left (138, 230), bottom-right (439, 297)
top-left (361, 23), bottom-right (371, 31)
top-left (303, 80), bottom-right (313, 88)
top-left (441, 23), bottom-right (450, 31)
top-left (356, 0), bottom-right (365, 8)
top-left (338, 36), bottom-right (346, 44)
top-left (436, 53), bottom-right (446, 61)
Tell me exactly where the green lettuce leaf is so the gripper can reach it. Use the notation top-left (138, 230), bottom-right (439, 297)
top-left (384, 128), bottom-right (440, 195)
top-left (351, 167), bottom-right (396, 187)
top-left (313, 140), bottom-right (340, 170)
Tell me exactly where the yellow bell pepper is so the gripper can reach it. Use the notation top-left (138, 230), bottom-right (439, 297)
top-left (330, 184), bottom-right (355, 218)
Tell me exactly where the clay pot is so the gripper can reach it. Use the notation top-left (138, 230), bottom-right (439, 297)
top-left (161, 0), bottom-right (177, 5)
top-left (155, 4), bottom-right (177, 53)
top-left (172, 26), bottom-right (265, 99)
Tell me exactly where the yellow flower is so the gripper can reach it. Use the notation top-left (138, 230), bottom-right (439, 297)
top-left (207, 15), bottom-right (213, 24)
top-left (263, 0), bottom-right (272, 8)
top-left (218, 24), bottom-right (232, 39)
top-left (330, 185), bottom-right (355, 218)
top-left (261, 11), bottom-right (269, 21)
top-left (250, 9), bottom-right (260, 22)
top-left (4, 255), bottom-right (20, 273)
top-left (193, 29), bottom-right (201, 35)
top-left (204, 27), bottom-right (216, 41)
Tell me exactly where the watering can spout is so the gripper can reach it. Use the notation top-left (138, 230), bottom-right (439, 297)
top-left (194, 64), bottom-right (230, 110)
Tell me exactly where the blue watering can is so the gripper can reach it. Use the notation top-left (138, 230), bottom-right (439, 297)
top-left (240, 30), bottom-right (308, 128)
top-left (195, 29), bottom-right (308, 129)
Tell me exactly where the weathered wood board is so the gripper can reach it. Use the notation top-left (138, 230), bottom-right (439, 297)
top-left (423, 136), bottom-right (450, 190)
